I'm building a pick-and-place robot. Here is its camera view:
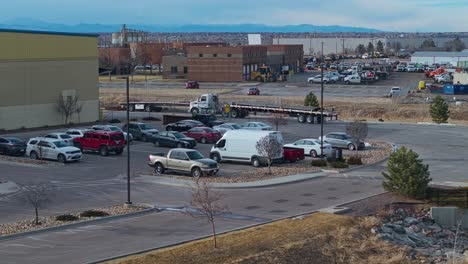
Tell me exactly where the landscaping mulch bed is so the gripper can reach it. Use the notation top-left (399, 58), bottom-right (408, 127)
top-left (0, 204), bottom-right (150, 236)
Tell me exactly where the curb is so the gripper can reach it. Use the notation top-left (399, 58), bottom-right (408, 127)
top-left (87, 191), bottom-right (387, 264)
top-left (137, 171), bottom-right (328, 189)
top-left (0, 205), bottom-right (159, 242)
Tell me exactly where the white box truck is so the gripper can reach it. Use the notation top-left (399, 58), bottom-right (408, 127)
top-left (209, 130), bottom-right (284, 167)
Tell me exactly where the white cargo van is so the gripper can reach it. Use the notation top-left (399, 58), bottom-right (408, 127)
top-left (209, 130), bottom-right (284, 167)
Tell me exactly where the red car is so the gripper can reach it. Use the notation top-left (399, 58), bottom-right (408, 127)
top-left (182, 127), bottom-right (222, 144)
top-left (73, 131), bottom-right (125, 156)
top-left (248, 87), bottom-right (260, 95)
top-left (185, 81), bottom-right (199, 89)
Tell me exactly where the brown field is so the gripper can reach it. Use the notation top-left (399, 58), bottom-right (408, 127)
top-left (99, 87), bottom-right (468, 124)
top-left (107, 213), bottom-right (414, 264)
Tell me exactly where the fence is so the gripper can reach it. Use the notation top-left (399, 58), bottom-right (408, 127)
top-left (426, 187), bottom-right (468, 208)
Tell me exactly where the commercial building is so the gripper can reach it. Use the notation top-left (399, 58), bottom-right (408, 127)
top-left (411, 52), bottom-right (468, 66)
top-left (186, 45), bottom-right (267, 82)
top-left (0, 29), bottom-right (99, 130)
top-left (162, 54), bottom-right (187, 79)
top-left (265, 45), bottom-right (303, 73)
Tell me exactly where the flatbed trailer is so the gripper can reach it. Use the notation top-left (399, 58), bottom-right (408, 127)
top-left (119, 101), bottom-right (190, 112)
top-left (228, 103), bottom-right (338, 123)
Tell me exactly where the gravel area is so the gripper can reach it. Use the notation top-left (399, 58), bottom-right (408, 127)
top-left (0, 204), bottom-right (150, 236)
top-left (148, 141), bottom-right (392, 184)
top-left (0, 155), bottom-right (62, 167)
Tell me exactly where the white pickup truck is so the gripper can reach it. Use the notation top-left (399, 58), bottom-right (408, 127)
top-left (147, 148), bottom-right (219, 177)
top-left (344, 75), bottom-right (361, 84)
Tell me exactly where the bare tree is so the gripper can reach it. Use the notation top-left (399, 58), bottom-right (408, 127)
top-left (255, 135), bottom-right (283, 174)
top-left (99, 34), bottom-right (114, 81)
top-left (269, 113), bottom-right (287, 131)
top-left (187, 178), bottom-right (227, 248)
top-left (56, 94), bottom-right (83, 124)
top-left (345, 120), bottom-right (368, 154)
top-left (19, 184), bottom-right (53, 225)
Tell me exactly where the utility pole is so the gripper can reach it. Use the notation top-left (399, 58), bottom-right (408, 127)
top-left (320, 41), bottom-right (324, 158)
top-left (342, 38), bottom-right (345, 63)
top-left (118, 76), bottom-right (133, 205)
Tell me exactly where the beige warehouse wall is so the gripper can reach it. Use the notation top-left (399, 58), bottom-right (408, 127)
top-left (0, 100), bottom-right (99, 130)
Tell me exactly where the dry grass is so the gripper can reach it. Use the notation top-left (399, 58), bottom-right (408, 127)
top-left (99, 75), bottom-right (162, 83)
top-left (107, 213), bottom-right (415, 264)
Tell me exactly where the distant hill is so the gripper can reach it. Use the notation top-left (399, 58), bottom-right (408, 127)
top-left (0, 19), bottom-right (381, 33)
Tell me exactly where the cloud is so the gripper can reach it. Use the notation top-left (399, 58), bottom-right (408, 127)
top-left (1, 0), bottom-right (467, 31)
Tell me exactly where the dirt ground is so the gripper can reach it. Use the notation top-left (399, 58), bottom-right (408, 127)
top-left (107, 213), bottom-right (415, 264)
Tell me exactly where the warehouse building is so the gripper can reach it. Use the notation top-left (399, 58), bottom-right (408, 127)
top-left (0, 29), bottom-right (99, 130)
top-left (411, 51), bottom-right (468, 66)
top-left (265, 45), bottom-right (303, 73)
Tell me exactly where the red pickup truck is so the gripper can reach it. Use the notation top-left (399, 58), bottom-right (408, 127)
top-left (73, 131), bottom-right (126, 156)
top-left (283, 146), bottom-right (305, 163)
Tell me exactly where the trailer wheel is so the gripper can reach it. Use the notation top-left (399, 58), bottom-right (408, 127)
top-left (306, 115), bottom-right (314, 123)
top-left (297, 114), bottom-right (306, 123)
top-left (231, 110), bottom-right (239, 118)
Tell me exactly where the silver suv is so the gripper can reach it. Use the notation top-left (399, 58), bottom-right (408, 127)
top-left (319, 132), bottom-right (365, 151)
top-left (26, 137), bottom-right (82, 163)
top-left (92, 125), bottom-right (133, 142)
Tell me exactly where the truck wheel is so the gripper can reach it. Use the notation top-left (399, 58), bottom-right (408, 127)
top-left (310, 150), bottom-right (318, 158)
top-left (200, 137), bottom-right (207, 144)
top-left (30, 151), bottom-right (38, 160)
top-left (210, 153), bottom-right (221, 162)
top-left (231, 110), bottom-right (239, 118)
top-left (306, 115), bottom-right (313, 123)
top-left (99, 146), bottom-right (109, 156)
top-left (191, 108), bottom-right (199, 115)
top-left (154, 163), bottom-right (164, 175)
top-left (191, 167), bottom-right (202, 177)
top-left (251, 157), bottom-right (261, 167)
top-left (345, 81), bottom-right (350, 85)
top-left (348, 143), bottom-right (356, 151)
top-left (297, 114), bottom-right (306, 123)
top-left (57, 154), bottom-right (67, 164)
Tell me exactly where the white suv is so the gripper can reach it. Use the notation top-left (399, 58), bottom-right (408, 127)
top-left (65, 128), bottom-right (92, 139)
top-left (26, 137), bottom-right (82, 163)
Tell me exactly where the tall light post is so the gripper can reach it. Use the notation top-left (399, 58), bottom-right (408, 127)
top-left (119, 76), bottom-right (132, 205)
top-left (320, 41), bottom-right (324, 158)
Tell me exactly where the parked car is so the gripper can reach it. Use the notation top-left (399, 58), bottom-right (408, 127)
top-left (151, 131), bottom-right (196, 148)
top-left (319, 132), bottom-right (365, 150)
top-left (210, 130), bottom-right (284, 167)
top-left (45, 133), bottom-right (74, 145)
top-left (344, 75), bottom-right (361, 84)
top-left (65, 128), bottom-right (92, 139)
top-left (388, 87), bottom-right (401, 97)
top-left (26, 137), bottom-right (82, 163)
top-left (73, 131), bottom-right (125, 156)
top-left (240, 122), bottom-right (272, 131)
top-left (92, 125), bottom-right (133, 142)
top-left (192, 114), bottom-right (223, 128)
top-left (283, 146), bottom-right (305, 163)
top-left (284, 139), bottom-right (332, 157)
top-left (396, 64), bottom-right (406, 72)
top-left (185, 81), bottom-right (199, 89)
top-left (166, 120), bottom-right (204, 132)
top-left (123, 122), bottom-right (158, 142)
top-left (0, 137), bottom-right (26, 156)
top-left (248, 87), bottom-right (260, 95)
top-left (183, 127), bottom-right (222, 144)
top-left (416, 66), bottom-right (425, 72)
top-left (213, 123), bottom-right (242, 134)
top-left (148, 148), bottom-right (218, 177)
top-left (308, 75), bottom-right (331, 84)
top-left (325, 72), bottom-right (340, 82)
top-left (406, 65), bottom-right (417, 72)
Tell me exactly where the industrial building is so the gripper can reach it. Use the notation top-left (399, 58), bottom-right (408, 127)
top-left (265, 45), bottom-right (303, 73)
top-left (411, 52), bottom-right (468, 66)
top-left (0, 29), bottom-right (99, 130)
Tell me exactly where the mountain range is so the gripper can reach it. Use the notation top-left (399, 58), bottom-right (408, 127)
top-left (0, 19), bottom-right (381, 33)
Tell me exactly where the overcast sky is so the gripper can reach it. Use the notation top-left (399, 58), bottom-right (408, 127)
top-left (2, 0), bottom-right (468, 32)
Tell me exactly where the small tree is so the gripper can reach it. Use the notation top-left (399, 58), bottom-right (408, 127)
top-left (355, 44), bottom-right (366, 55)
top-left (430, 95), bottom-right (450, 124)
top-left (345, 120), bottom-right (368, 153)
top-left (420, 39), bottom-right (436, 50)
top-left (269, 113), bottom-right (287, 131)
top-left (304, 91), bottom-right (319, 108)
top-left (255, 135), bottom-right (283, 174)
top-left (20, 184), bottom-right (53, 225)
top-left (382, 147), bottom-right (431, 199)
top-left (56, 94), bottom-right (83, 124)
top-left (376, 40), bottom-right (384, 53)
top-left (367, 42), bottom-right (374, 54)
top-left (187, 178), bottom-right (227, 248)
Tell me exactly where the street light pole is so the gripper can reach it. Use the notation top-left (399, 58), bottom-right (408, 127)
top-left (125, 76), bottom-right (132, 205)
top-left (320, 41), bottom-right (324, 158)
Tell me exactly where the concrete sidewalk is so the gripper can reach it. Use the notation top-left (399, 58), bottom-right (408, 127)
top-left (0, 181), bottom-right (19, 196)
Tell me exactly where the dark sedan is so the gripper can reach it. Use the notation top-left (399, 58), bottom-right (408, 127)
top-left (0, 137), bottom-right (26, 156)
top-left (166, 120), bottom-right (204, 132)
top-left (185, 81), bottom-right (199, 89)
top-left (151, 131), bottom-right (197, 148)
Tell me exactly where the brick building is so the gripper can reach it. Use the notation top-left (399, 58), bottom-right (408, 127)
top-left (186, 45), bottom-right (267, 82)
top-left (129, 42), bottom-right (169, 66)
top-left (265, 45), bottom-right (304, 73)
top-left (162, 54), bottom-right (187, 79)
top-left (98, 47), bottom-right (131, 74)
